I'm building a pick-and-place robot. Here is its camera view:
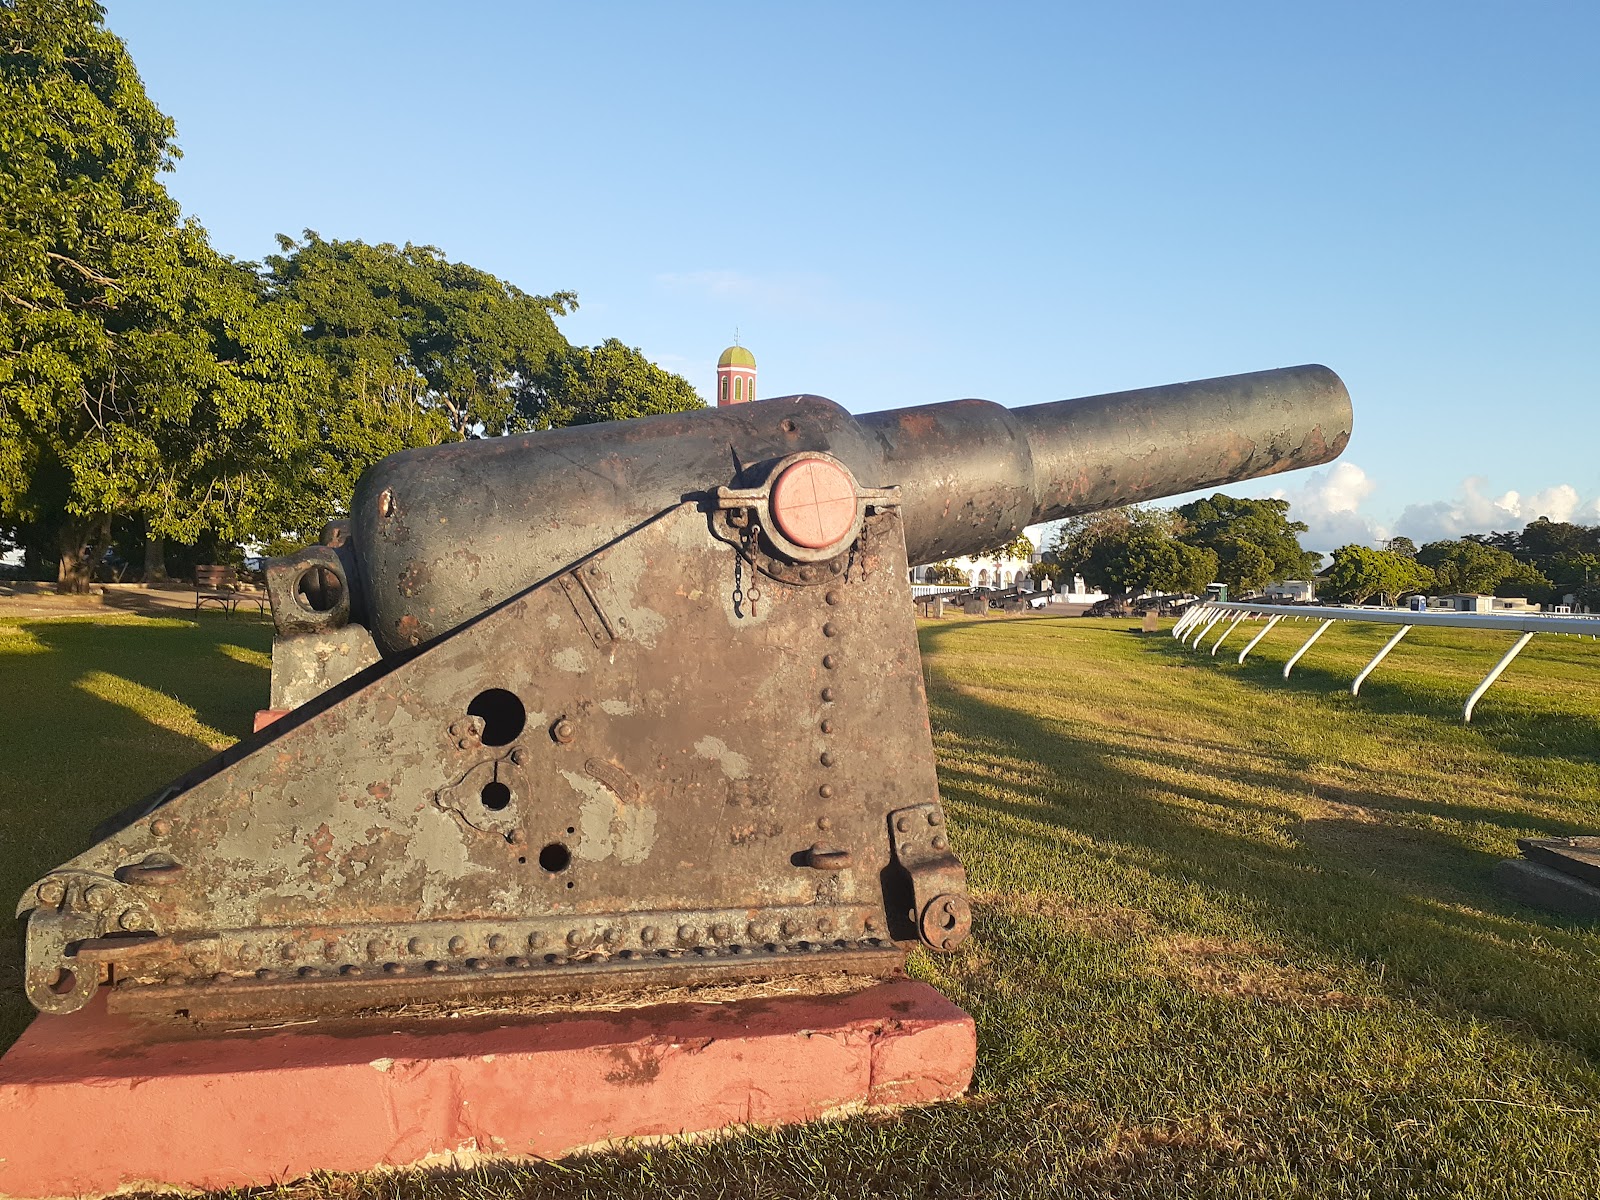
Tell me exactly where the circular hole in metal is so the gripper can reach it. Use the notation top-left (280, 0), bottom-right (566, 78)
top-left (480, 781), bottom-right (511, 811)
top-left (566, 880), bottom-right (576, 889)
top-left (468, 689), bottom-right (526, 747)
top-left (296, 566), bottom-right (343, 613)
top-left (539, 842), bottom-right (571, 873)
top-left (46, 968), bottom-right (77, 996)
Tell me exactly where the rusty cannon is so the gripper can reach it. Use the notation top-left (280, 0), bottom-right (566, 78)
top-left (18, 365), bottom-right (1352, 1020)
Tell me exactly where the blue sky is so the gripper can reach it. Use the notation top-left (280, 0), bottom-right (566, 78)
top-left (104, 1), bottom-right (1599, 552)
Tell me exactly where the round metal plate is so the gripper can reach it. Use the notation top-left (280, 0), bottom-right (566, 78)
top-left (769, 457), bottom-right (858, 551)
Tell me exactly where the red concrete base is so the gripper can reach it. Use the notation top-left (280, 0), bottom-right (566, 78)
top-left (0, 980), bottom-right (974, 1198)
top-left (253, 707), bottom-right (289, 732)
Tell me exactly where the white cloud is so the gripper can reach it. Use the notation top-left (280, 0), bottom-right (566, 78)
top-left (1269, 462), bottom-right (1388, 555)
top-left (1394, 478), bottom-right (1593, 544)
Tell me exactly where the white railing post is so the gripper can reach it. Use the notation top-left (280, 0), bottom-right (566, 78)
top-left (1211, 612), bottom-right (1250, 655)
top-left (1351, 625), bottom-right (1413, 696)
top-left (1238, 614), bottom-right (1284, 664)
top-left (1463, 631), bottom-right (1535, 723)
top-left (1190, 607), bottom-right (1228, 647)
top-left (1283, 620), bottom-right (1334, 679)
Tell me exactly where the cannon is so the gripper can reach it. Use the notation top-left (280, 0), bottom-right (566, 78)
top-left (17, 365), bottom-right (1351, 1020)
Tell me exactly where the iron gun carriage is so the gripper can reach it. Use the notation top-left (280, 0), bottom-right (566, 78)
top-left (18, 365), bottom-right (1351, 1020)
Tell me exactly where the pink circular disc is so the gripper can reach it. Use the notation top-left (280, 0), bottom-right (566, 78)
top-left (770, 458), bottom-right (858, 550)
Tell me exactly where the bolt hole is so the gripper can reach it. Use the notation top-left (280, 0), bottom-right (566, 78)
top-left (468, 688), bottom-right (526, 747)
top-left (46, 968), bottom-right (77, 996)
top-left (566, 880), bottom-right (576, 889)
top-left (296, 566), bottom-right (343, 613)
top-left (480, 781), bottom-right (511, 811)
top-left (566, 826), bottom-right (576, 835)
top-left (539, 842), bottom-right (572, 873)
top-left (517, 856), bottom-right (526, 864)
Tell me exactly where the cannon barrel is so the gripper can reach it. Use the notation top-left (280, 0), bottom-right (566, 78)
top-left (349, 364), bottom-right (1350, 655)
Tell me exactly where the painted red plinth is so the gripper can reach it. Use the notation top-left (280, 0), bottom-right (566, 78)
top-left (253, 707), bottom-right (289, 732)
top-left (0, 980), bottom-right (974, 1198)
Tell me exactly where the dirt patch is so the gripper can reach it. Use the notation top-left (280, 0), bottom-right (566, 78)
top-left (1067, 1116), bottom-right (1274, 1184)
top-left (1150, 935), bottom-right (1382, 1011)
top-left (973, 889), bottom-right (1155, 941)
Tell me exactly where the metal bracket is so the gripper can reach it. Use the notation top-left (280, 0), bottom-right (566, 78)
top-left (887, 801), bottom-right (970, 952)
top-left (434, 752), bottom-right (528, 838)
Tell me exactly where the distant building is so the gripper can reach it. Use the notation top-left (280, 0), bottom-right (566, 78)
top-left (909, 552), bottom-right (1037, 591)
top-left (1264, 580), bottom-right (1316, 603)
top-left (1437, 594), bottom-right (1537, 613)
top-left (907, 552), bottom-right (1108, 603)
top-left (716, 344), bottom-right (756, 407)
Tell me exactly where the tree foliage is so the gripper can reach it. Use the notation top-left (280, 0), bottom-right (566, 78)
top-left (263, 233), bottom-right (575, 439)
top-left (517, 338), bottom-right (703, 430)
top-left (925, 561), bottom-right (970, 585)
top-left (1, 4), bottom-right (705, 582)
top-left (1320, 545), bottom-right (1434, 606)
top-left (0, 0), bottom-right (311, 588)
top-left (1052, 507), bottom-right (1216, 596)
top-left (1175, 495), bottom-right (1320, 590)
top-left (1417, 539), bottom-right (1551, 598)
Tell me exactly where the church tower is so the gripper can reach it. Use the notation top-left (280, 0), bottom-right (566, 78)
top-left (716, 343), bottom-right (756, 407)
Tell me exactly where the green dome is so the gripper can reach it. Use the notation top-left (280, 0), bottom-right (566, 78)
top-left (718, 345), bottom-right (756, 369)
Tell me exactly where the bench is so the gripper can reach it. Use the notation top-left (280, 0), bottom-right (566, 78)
top-left (193, 566), bottom-right (268, 615)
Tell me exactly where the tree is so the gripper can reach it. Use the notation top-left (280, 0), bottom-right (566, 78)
top-left (264, 233), bottom-right (575, 439)
top-left (1174, 495), bottom-right (1320, 591)
top-left (1320, 545), bottom-right (1434, 606)
top-left (1384, 536), bottom-right (1418, 559)
top-left (1172, 541), bottom-right (1221, 596)
top-left (516, 338), bottom-right (703, 430)
top-left (1, 0), bottom-right (312, 590)
top-left (1514, 517), bottom-right (1598, 568)
top-left (925, 561), bottom-right (969, 585)
top-left (1418, 539), bottom-right (1551, 598)
top-left (1212, 537), bottom-right (1274, 594)
top-left (1546, 552), bottom-right (1600, 599)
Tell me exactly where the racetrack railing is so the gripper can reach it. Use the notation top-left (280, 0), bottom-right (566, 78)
top-left (1171, 601), bottom-right (1600, 722)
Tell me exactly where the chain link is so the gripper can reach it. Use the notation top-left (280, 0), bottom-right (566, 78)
top-left (732, 518), bottom-right (762, 619)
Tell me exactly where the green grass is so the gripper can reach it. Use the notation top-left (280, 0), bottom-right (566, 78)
top-left (5, 612), bottom-right (1600, 1197)
top-left (0, 613), bottom-right (274, 1049)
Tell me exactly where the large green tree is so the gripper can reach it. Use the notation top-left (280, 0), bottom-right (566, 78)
top-left (0, 0), bottom-right (310, 589)
top-left (1053, 507), bottom-right (1216, 596)
top-left (516, 337), bottom-right (703, 430)
top-left (1418, 539), bottom-right (1551, 598)
top-left (263, 233), bottom-right (575, 439)
top-left (1174, 494), bottom-right (1320, 592)
top-left (1319, 545), bottom-right (1434, 606)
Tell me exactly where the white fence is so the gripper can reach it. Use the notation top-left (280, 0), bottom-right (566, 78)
top-left (1171, 601), bottom-right (1600, 722)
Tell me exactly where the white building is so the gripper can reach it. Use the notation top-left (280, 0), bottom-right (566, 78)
top-left (909, 551), bottom-right (1038, 590)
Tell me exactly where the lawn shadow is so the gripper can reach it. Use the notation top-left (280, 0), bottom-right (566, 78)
top-left (0, 615), bottom-right (271, 1051)
top-left (922, 624), bottom-right (1600, 1057)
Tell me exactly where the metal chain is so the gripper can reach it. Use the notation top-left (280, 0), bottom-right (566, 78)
top-left (847, 516), bottom-right (871, 582)
top-left (742, 523), bottom-right (762, 617)
top-left (733, 518), bottom-right (762, 619)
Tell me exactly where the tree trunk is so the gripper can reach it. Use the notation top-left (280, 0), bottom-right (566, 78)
top-left (56, 515), bottom-right (112, 594)
top-left (144, 530), bottom-right (169, 585)
top-left (55, 522), bottom-right (93, 594)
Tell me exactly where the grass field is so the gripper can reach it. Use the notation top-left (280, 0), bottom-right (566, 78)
top-left (4, 610), bottom-right (1600, 1197)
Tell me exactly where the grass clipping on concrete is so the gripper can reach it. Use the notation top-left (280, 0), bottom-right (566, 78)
top-left (5, 611), bottom-right (1600, 1197)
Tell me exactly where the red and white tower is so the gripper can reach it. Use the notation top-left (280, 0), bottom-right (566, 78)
top-left (716, 343), bottom-right (757, 407)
